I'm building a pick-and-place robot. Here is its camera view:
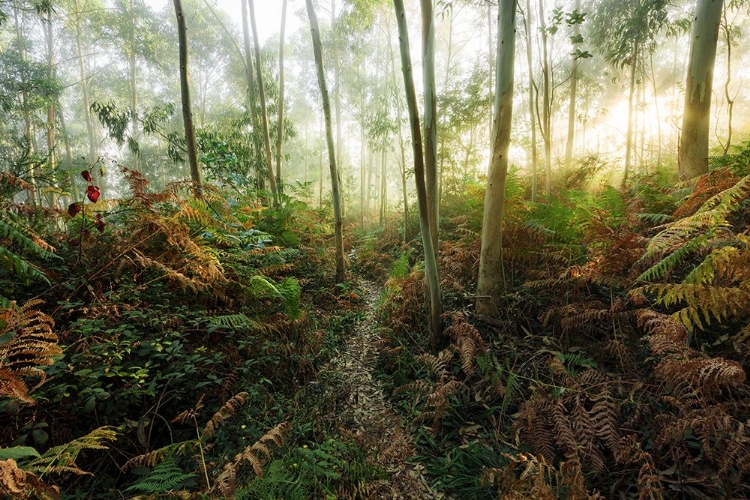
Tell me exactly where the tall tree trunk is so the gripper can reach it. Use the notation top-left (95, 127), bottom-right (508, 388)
top-left (564, 0), bottom-right (580, 166)
top-left (421, 0), bottom-right (439, 255)
top-left (477, 0), bottom-right (517, 319)
top-left (679, 0), bottom-right (724, 180)
top-left (380, 139), bottom-right (387, 225)
top-left (306, 0), bottom-right (345, 284)
top-left (538, 0), bottom-right (552, 198)
top-left (45, 8), bottom-right (57, 208)
top-left (393, 0), bottom-right (444, 352)
top-left (389, 35), bottom-right (409, 243)
top-left (524, 0), bottom-right (538, 202)
top-left (14, 0), bottom-right (38, 205)
top-left (73, 0), bottom-right (97, 166)
top-left (720, 7), bottom-right (734, 155)
top-left (248, 0), bottom-right (278, 204)
top-left (623, 42), bottom-right (638, 186)
top-left (360, 80), bottom-right (366, 229)
top-left (649, 51), bottom-right (663, 167)
top-left (276, 0), bottom-right (287, 185)
top-left (173, 0), bottom-right (203, 189)
top-left (128, 0), bottom-right (140, 172)
top-left (439, 6), bottom-right (454, 209)
top-left (241, 0), bottom-right (262, 193)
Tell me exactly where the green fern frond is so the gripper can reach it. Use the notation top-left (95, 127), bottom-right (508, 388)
top-left (125, 457), bottom-right (196, 493)
top-left (696, 174), bottom-right (750, 215)
top-left (683, 243), bottom-right (743, 285)
top-left (643, 283), bottom-right (750, 331)
top-left (0, 211), bottom-right (59, 298)
top-left (207, 314), bottom-right (263, 333)
top-left (637, 233), bottom-right (710, 282)
top-left (637, 213), bottom-right (672, 225)
top-left (28, 426), bottom-right (117, 478)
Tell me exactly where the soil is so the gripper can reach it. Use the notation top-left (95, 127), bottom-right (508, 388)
top-left (310, 278), bottom-right (445, 499)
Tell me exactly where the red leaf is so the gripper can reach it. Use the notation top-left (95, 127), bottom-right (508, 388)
top-left (81, 170), bottom-right (93, 182)
top-left (68, 203), bottom-right (82, 217)
top-left (69, 237), bottom-right (81, 247)
top-left (95, 213), bottom-right (102, 220)
top-left (94, 219), bottom-right (106, 233)
top-left (86, 185), bottom-right (101, 203)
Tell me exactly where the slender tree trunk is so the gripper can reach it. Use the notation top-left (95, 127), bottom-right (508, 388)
top-left (720, 7), bottom-right (734, 155)
top-left (538, 0), bottom-right (552, 198)
top-left (393, 0), bottom-right (444, 352)
top-left (319, 112), bottom-right (323, 207)
top-left (173, 0), bottom-right (203, 189)
top-left (73, 0), bottom-right (96, 166)
top-left (306, 0), bottom-right (345, 284)
top-left (679, 0), bottom-right (724, 180)
top-left (276, 0), bottom-right (287, 185)
top-left (128, 0), bottom-right (140, 172)
top-left (360, 80), bottom-right (366, 228)
top-left (477, 0), bottom-right (517, 319)
top-left (421, 0), bottom-right (439, 255)
top-left (380, 140), bottom-right (387, 225)
top-left (564, 0), bottom-right (580, 166)
top-left (14, 0), bottom-right (38, 205)
top-left (45, 8), bottom-right (57, 208)
top-left (524, 0), bottom-right (538, 202)
top-left (649, 51), bottom-right (662, 167)
top-left (248, 0), bottom-right (278, 204)
top-left (388, 36), bottom-right (409, 243)
top-left (623, 42), bottom-right (638, 186)
top-left (241, 0), bottom-right (263, 193)
top-left (439, 6), bottom-right (454, 209)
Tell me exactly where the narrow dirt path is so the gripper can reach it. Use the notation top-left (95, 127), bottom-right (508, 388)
top-left (315, 278), bottom-right (443, 499)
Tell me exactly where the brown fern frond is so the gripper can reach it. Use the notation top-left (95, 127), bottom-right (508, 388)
top-left (655, 357), bottom-right (746, 400)
top-left (616, 436), bottom-right (664, 500)
top-left (550, 398), bottom-right (580, 465)
top-left (445, 312), bottom-right (486, 378)
top-left (0, 458), bottom-right (60, 500)
top-left (214, 422), bottom-right (289, 497)
top-left (636, 309), bottom-right (688, 342)
top-left (417, 349), bottom-right (454, 381)
top-left (0, 300), bottom-right (61, 402)
top-left (202, 392), bottom-right (249, 441)
top-left (514, 393), bottom-right (556, 462)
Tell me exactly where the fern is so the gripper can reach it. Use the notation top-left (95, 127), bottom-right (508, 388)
top-left (637, 174), bottom-right (750, 283)
top-left (27, 426), bottom-right (117, 477)
top-left (125, 457), bottom-right (196, 494)
top-left (213, 422), bottom-right (289, 498)
top-left (0, 300), bottom-right (62, 403)
top-left (0, 210), bottom-right (59, 305)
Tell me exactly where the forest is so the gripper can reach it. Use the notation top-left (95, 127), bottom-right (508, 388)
top-left (2, 0), bottom-right (750, 498)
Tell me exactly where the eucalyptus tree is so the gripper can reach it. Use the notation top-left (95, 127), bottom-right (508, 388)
top-left (564, 0), bottom-right (588, 166)
top-left (393, 0), bottom-right (444, 352)
top-left (476, 0), bottom-right (517, 319)
top-left (538, 0), bottom-right (551, 197)
top-left (521, 0), bottom-right (538, 201)
top-left (248, 0), bottom-right (278, 205)
top-left (678, 0), bottom-right (724, 180)
top-left (305, 0), bottom-right (345, 284)
top-left (422, 0), bottom-right (438, 254)
top-left (101, 0), bottom-right (162, 172)
top-left (588, 0), bottom-right (669, 183)
top-left (276, 0), bottom-right (288, 186)
top-left (60, 0), bottom-right (103, 165)
top-left (173, 0), bottom-right (202, 187)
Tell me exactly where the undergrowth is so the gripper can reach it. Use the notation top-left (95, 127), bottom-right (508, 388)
top-left (371, 166), bottom-right (750, 499)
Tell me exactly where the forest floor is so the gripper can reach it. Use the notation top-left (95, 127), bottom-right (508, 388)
top-left (309, 278), bottom-right (446, 499)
